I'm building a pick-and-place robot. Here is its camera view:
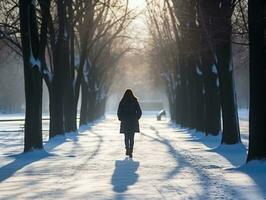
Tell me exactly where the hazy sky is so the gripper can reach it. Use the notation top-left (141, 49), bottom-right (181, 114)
top-left (127, 0), bottom-right (149, 51)
top-left (128, 0), bottom-right (146, 9)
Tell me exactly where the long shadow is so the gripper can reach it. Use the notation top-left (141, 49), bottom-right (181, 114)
top-left (140, 130), bottom-right (183, 179)
top-left (0, 132), bottom-right (76, 182)
top-left (0, 150), bottom-right (53, 182)
top-left (169, 125), bottom-right (266, 197)
top-left (78, 124), bottom-right (93, 133)
top-left (183, 130), bottom-right (221, 149)
top-left (236, 163), bottom-right (266, 197)
top-left (139, 131), bottom-right (211, 200)
top-left (55, 130), bottom-right (104, 179)
top-left (207, 144), bottom-right (247, 166)
top-left (72, 131), bottom-right (103, 173)
top-left (111, 159), bottom-right (139, 193)
top-left (87, 131), bottom-right (103, 160)
top-left (140, 125), bottom-right (240, 200)
top-left (180, 128), bottom-right (248, 167)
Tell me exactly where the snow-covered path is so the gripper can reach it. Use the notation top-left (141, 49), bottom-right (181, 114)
top-left (0, 116), bottom-right (265, 200)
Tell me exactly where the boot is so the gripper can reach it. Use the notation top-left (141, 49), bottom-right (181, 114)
top-left (129, 148), bottom-right (133, 158)
top-left (126, 148), bottom-right (130, 156)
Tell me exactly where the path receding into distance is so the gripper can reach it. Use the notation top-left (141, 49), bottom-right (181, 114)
top-left (0, 116), bottom-right (265, 200)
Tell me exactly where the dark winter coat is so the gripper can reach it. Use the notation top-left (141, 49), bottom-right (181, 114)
top-left (117, 98), bottom-right (142, 133)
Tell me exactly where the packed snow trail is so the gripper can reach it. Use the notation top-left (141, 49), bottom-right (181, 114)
top-left (0, 116), bottom-right (265, 199)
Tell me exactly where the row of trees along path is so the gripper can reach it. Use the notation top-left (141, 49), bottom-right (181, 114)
top-left (0, 0), bottom-right (265, 163)
top-left (145, 0), bottom-right (265, 162)
top-left (1, 0), bottom-right (133, 150)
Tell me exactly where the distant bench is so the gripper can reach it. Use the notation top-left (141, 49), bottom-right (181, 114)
top-left (156, 110), bottom-right (166, 121)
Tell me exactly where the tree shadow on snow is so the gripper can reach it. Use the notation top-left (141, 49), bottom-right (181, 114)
top-left (180, 129), bottom-right (248, 167)
top-left (0, 133), bottom-right (72, 183)
top-left (140, 130), bottom-right (184, 179)
top-left (111, 159), bottom-right (139, 193)
top-left (184, 130), bottom-right (221, 149)
top-left (207, 144), bottom-right (247, 167)
top-left (230, 161), bottom-right (266, 197)
top-left (140, 126), bottom-right (240, 200)
top-left (0, 150), bottom-right (53, 182)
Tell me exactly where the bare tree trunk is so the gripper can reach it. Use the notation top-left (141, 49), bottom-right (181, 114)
top-left (49, 86), bottom-right (64, 137)
top-left (49, 0), bottom-right (67, 137)
top-left (19, 0), bottom-right (43, 151)
top-left (63, 0), bottom-right (77, 133)
top-left (201, 56), bottom-right (221, 136)
top-left (178, 58), bottom-right (190, 127)
top-left (216, 2), bottom-right (241, 144)
top-left (87, 85), bottom-right (97, 122)
top-left (194, 71), bottom-right (205, 132)
top-left (80, 79), bottom-right (89, 126)
top-left (175, 80), bottom-right (182, 124)
top-left (247, 0), bottom-right (266, 161)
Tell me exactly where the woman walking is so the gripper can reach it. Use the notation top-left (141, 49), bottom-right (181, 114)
top-left (117, 89), bottom-right (142, 158)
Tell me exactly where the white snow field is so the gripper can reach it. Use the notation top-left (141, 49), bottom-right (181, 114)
top-left (0, 114), bottom-right (266, 200)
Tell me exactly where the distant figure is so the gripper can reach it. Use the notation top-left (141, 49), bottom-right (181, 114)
top-left (117, 89), bottom-right (142, 158)
top-left (157, 109), bottom-right (166, 121)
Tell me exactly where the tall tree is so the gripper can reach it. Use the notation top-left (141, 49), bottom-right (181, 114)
top-left (215, 0), bottom-right (241, 144)
top-left (198, 0), bottom-right (241, 141)
top-left (19, 0), bottom-right (44, 151)
top-left (78, 0), bottom-right (132, 125)
top-left (247, 0), bottom-right (266, 161)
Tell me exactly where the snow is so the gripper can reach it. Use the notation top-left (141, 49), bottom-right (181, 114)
top-left (161, 72), bottom-right (171, 85)
top-left (0, 113), bottom-right (25, 120)
top-left (64, 28), bottom-right (68, 40)
top-left (214, 54), bottom-right (218, 64)
top-left (212, 64), bottom-right (218, 74)
top-left (216, 78), bottom-right (219, 87)
top-left (28, 40), bottom-right (41, 71)
top-left (238, 108), bottom-right (249, 120)
top-left (196, 66), bottom-right (203, 76)
top-left (202, 87), bottom-right (206, 94)
top-left (30, 55), bottom-right (41, 70)
top-left (43, 69), bottom-right (53, 82)
top-left (229, 60), bottom-right (233, 72)
top-left (0, 111), bottom-right (265, 199)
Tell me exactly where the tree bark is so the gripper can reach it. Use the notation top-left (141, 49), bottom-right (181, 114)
top-left (200, 47), bottom-right (221, 135)
top-left (63, 0), bottom-right (77, 133)
top-left (49, 0), bottom-right (67, 137)
top-left (19, 0), bottom-right (43, 151)
top-left (247, 0), bottom-right (266, 161)
top-left (216, 1), bottom-right (241, 144)
top-left (80, 79), bottom-right (89, 126)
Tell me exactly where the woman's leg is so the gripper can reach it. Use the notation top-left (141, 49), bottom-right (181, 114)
top-left (124, 133), bottom-right (130, 149)
top-left (124, 133), bottom-right (131, 156)
top-left (129, 132), bottom-right (135, 150)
